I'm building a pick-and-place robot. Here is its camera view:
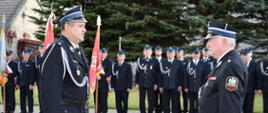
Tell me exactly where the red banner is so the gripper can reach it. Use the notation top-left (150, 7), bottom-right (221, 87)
top-left (89, 25), bottom-right (103, 93)
top-left (43, 13), bottom-right (56, 49)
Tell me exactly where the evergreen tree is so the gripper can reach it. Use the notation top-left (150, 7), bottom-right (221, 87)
top-left (30, 0), bottom-right (268, 59)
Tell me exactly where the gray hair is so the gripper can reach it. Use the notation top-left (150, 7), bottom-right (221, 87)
top-left (225, 37), bottom-right (236, 49)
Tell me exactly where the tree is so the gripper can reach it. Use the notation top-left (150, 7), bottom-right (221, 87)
top-left (30, 0), bottom-right (268, 59)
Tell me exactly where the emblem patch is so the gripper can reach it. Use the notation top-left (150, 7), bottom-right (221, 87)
top-left (225, 76), bottom-right (239, 91)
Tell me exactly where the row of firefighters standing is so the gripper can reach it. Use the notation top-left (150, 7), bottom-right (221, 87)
top-left (2, 45), bottom-right (268, 113)
top-left (93, 45), bottom-right (267, 113)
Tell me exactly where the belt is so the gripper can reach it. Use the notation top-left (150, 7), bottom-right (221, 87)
top-left (61, 98), bottom-right (87, 107)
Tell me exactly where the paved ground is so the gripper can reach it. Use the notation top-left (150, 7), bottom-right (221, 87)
top-left (0, 105), bottom-right (139, 113)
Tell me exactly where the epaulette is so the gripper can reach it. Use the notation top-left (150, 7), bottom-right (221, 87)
top-left (54, 39), bottom-right (63, 46)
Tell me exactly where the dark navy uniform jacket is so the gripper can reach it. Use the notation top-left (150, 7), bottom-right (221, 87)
top-left (135, 57), bottom-right (159, 88)
top-left (159, 58), bottom-right (183, 90)
top-left (245, 60), bottom-right (259, 93)
top-left (185, 60), bottom-right (208, 92)
top-left (259, 59), bottom-right (268, 93)
top-left (17, 59), bottom-right (35, 87)
top-left (40, 36), bottom-right (89, 113)
top-left (202, 56), bottom-right (216, 77)
top-left (111, 62), bottom-right (132, 91)
top-left (98, 58), bottom-right (112, 89)
top-left (178, 58), bottom-right (189, 88)
top-left (199, 50), bottom-right (248, 113)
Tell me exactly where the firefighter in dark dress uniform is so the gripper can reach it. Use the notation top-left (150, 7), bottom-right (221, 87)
top-left (185, 49), bottom-right (208, 113)
top-left (35, 44), bottom-right (45, 113)
top-left (240, 48), bottom-right (259, 113)
top-left (39, 5), bottom-right (89, 113)
top-left (154, 45), bottom-right (163, 113)
top-left (3, 51), bottom-right (19, 113)
top-left (111, 50), bottom-right (132, 113)
top-left (17, 48), bottom-right (35, 113)
top-left (136, 45), bottom-right (158, 113)
top-left (199, 21), bottom-right (248, 113)
top-left (259, 52), bottom-right (268, 113)
top-left (201, 47), bottom-right (216, 74)
top-left (176, 48), bottom-right (189, 113)
top-left (94, 48), bottom-right (112, 113)
top-left (159, 47), bottom-right (183, 113)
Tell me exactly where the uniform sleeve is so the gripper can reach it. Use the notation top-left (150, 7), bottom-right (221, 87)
top-left (158, 62), bottom-right (163, 87)
top-left (184, 63), bottom-right (189, 89)
top-left (135, 60), bottom-right (139, 85)
top-left (177, 62), bottom-right (183, 87)
top-left (16, 62), bottom-right (21, 85)
top-left (40, 44), bottom-right (64, 113)
top-left (30, 61), bottom-right (36, 85)
top-left (154, 60), bottom-right (159, 85)
top-left (253, 62), bottom-right (260, 90)
top-left (8, 62), bottom-right (18, 78)
top-left (218, 62), bottom-right (246, 113)
top-left (203, 62), bottom-right (211, 81)
top-left (106, 60), bottom-right (112, 78)
top-left (127, 64), bottom-right (133, 89)
top-left (256, 61), bottom-right (262, 90)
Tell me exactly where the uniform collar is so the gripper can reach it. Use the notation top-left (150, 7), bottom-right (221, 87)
top-left (217, 49), bottom-right (233, 63)
top-left (70, 41), bottom-right (79, 49)
top-left (193, 59), bottom-right (199, 64)
top-left (144, 56), bottom-right (152, 60)
top-left (203, 57), bottom-right (209, 61)
top-left (168, 58), bottom-right (174, 63)
top-left (61, 35), bottom-right (79, 49)
top-left (156, 56), bottom-right (162, 60)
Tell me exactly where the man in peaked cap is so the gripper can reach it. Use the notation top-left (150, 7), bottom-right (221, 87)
top-left (17, 48), bottom-right (35, 113)
top-left (40, 5), bottom-right (89, 113)
top-left (240, 48), bottom-right (259, 113)
top-left (153, 45), bottom-right (163, 113)
top-left (201, 47), bottom-right (216, 71)
top-left (159, 47), bottom-right (183, 113)
top-left (259, 51), bottom-right (268, 113)
top-left (4, 50), bottom-right (19, 113)
top-left (94, 48), bottom-right (112, 113)
top-left (175, 48), bottom-right (189, 113)
top-left (185, 48), bottom-right (208, 113)
top-left (135, 44), bottom-right (159, 113)
top-left (199, 21), bottom-right (248, 113)
top-left (35, 44), bottom-right (45, 113)
top-left (111, 50), bottom-right (132, 113)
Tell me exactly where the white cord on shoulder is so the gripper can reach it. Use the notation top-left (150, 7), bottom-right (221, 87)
top-left (159, 61), bottom-right (169, 74)
top-left (112, 63), bottom-right (118, 76)
top-left (137, 57), bottom-right (147, 70)
top-left (260, 61), bottom-right (268, 76)
top-left (187, 62), bottom-right (196, 76)
top-left (41, 44), bottom-right (56, 76)
top-left (61, 47), bottom-right (87, 87)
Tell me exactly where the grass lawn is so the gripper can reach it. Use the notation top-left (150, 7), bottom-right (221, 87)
top-left (0, 87), bottom-right (264, 113)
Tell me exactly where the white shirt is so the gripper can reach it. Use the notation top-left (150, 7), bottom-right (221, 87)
top-left (70, 41), bottom-right (79, 49)
top-left (203, 57), bottom-right (209, 61)
top-left (245, 58), bottom-right (252, 67)
top-left (193, 59), bottom-right (199, 65)
top-left (156, 56), bottom-right (162, 62)
top-left (168, 58), bottom-right (174, 63)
